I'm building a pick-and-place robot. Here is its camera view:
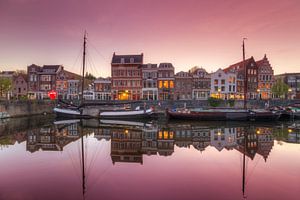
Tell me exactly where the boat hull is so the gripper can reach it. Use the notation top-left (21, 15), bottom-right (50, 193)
top-left (167, 110), bottom-right (249, 121)
top-left (54, 107), bottom-right (154, 119)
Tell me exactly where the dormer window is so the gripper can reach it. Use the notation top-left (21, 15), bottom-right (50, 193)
top-left (121, 58), bottom-right (125, 64)
top-left (130, 57), bottom-right (134, 63)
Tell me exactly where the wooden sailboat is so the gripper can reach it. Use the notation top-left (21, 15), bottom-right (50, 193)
top-left (53, 32), bottom-right (154, 119)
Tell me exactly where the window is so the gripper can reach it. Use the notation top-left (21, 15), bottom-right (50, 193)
top-left (214, 86), bottom-right (218, 92)
top-left (169, 81), bottom-right (174, 88)
top-left (159, 81), bottom-right (163, 88)
top-left (214, 79), bottom-right (218, 85)
top-left (121, 58), bottom-right (125, 64)
top-left (221, 79), bottom-right (225, 84)
top-left (221, 86), bottom-right (225, 91)
top-left (130, 58), bottom-right (134, 63)
top-left (163, 81), bottom-right (169, 88)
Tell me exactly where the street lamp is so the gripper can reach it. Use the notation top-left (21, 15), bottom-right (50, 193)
top-left (288, 88), bottom-right (292, 100)
top-left (218, 88), bottom-right (221, 99)
top-left (257, 89), bottom-right (261, 100)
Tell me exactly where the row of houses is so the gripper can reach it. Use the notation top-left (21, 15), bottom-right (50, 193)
top-left (1, 53), bottom-right (299, 100)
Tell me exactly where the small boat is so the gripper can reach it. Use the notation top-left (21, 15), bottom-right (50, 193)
top-left (248, 109), bottom-right (281, 121)
top-left (167, 108), bottom-right (249, 121)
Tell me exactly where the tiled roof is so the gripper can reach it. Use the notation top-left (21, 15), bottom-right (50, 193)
top-left (224, 57), bottom-right (253, 73)
top-left (112, 53), bottom-right (143, 64)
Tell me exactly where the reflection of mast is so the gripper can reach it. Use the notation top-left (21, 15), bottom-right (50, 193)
top-left (242, 129), bottom-right (247, 198)
top-left (81, 127), bottom-right (86, 197)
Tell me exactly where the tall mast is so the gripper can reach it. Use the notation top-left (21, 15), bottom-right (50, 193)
top-left (243, 38), bottom-right (247, 109)
top-left (81, 31), bottom-right (87, 102)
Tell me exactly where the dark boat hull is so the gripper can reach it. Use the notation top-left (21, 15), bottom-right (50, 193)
top-left (167, 110), bottom-right (249, 121)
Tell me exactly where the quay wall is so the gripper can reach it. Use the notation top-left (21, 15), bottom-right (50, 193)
top-left (0, 99), bottom-right (299, 119)
top-left (0, 100), bottom-right (56, 119)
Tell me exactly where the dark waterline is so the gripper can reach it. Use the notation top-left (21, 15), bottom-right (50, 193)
top-left (0, 116), bottom-right (299, 200)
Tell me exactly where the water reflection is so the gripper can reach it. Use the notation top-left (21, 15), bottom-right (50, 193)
top-left (0, 117), bottom-right (300, 200)
top-left (1, 118), bottom-right (298, 162)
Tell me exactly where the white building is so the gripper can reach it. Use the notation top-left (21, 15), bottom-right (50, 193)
top-left (210, 68), bottom-right (237, 99)
top-left (67, 79), bottom-right (80, 100)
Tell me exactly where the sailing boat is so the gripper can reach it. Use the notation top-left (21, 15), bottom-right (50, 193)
top-left (53, 32), bottom-right (154, 119)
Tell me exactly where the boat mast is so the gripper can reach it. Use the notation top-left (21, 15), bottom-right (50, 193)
top-left (243, 38), bottom-right (247, 110)
top-left (81, 31), bottom-right (87, 102)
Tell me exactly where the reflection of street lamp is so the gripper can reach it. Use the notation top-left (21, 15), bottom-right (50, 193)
top-left (288, 88), bottom-right (292, 99)
top-left (257, 89), bottom-right (261, 100)
top-left (218, 88), bottom-right (221, 99)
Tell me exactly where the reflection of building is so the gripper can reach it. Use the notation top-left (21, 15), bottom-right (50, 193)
top-left (158, 63), bottom-right (175, 100)
top-left (141, 125), bottom-right (158, 155)
top-left (111, 128), bottom-right (143, 164)
top-left (111, 53), bottom-right (143, 100)
top-left (157, 129), bottom-right (174, 156)
top-left (235, 127), bottom-right (258, 160)
top-left (210, 128), bottom-right (237, 151)
top-left (27, 127), bottom-right (61, 153)
top-left (256, 127), bottom-right (274, 161)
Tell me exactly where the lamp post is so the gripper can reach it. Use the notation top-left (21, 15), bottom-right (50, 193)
top-left (257, 89), bottom-right (261, 100)
top-left (288, 88), bottom-right (292, 100)
top-left (218, 88), bottom-right (221, 99)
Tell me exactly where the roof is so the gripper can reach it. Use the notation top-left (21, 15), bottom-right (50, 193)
top-left (142, 63), bottom-right (158, 69)
top-left (111, 53), bottom-right (143, 64)
top-left (14, 73), bottom-right (28, 82)
top-left (158, 63), bottom-right (174, 69)
top-left (224, 57), bottom-right (253, 73)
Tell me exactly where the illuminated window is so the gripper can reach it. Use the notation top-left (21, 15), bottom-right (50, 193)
top-left (169, 81), bottom-right (174, 88)
top-left (159, 81), bottom-right (163, 88)
top-left (163, 81), bottom-right (169, 88)
top-left (169, 131), bottom-right (174, 139)
top-left (159, 131), bottom-right (162, 139)
top-left (164, 131), bottom-right (169, 139)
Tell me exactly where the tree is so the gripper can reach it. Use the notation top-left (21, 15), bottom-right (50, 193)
top-left (271, 79), bottom-right (289, 98)
top-left (85, 72), bottom-right (96, 81)
top-left (0, 77), bottom-right (12, 99)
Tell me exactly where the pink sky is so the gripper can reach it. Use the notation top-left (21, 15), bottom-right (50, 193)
top-left (0, 0), bottom-right (299, 77)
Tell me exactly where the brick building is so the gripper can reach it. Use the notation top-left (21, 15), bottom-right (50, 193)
top-left (189, 66), bottom-right (211, 100)
top-left (12, 73), bottom-right (28, 98)
top-left (175, 71), bottom-right (193, 100)
top-left (224, 57), bottom-right (258, 99)
top-left (256, 55), bottom-right (275, 99)
top-left (111, 53), bottom-right (143, 100)
top-left (157, 63), bottom-right (175, 100)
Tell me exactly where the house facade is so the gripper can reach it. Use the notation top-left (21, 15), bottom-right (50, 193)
top-left (157, 63), bottom-right (175, 100)
top-left (94, 78), bottom-right (111, 101)
top-left (175, 71), bottom-right (193, 100)
top-left (256, 55), bottom-right (275, 99)
top-left (210, 69), bottom-right (237, 99)
top-left (142, 64), bottom-right (158, 100)
top-left (12, 74), bottom-right (28, 98)
top-left (111, 53), bottom-right (143, 100)
top-left (189, 66), bottom-right (211, 100)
